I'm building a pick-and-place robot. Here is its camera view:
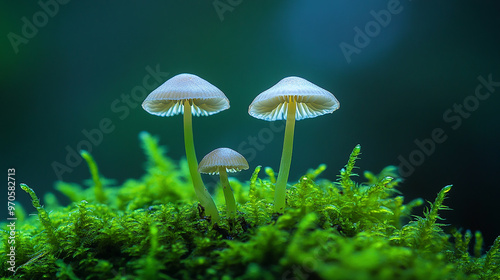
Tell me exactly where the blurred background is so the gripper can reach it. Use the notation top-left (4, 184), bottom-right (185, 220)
top-left (2, 1), bottom-right (499, 246)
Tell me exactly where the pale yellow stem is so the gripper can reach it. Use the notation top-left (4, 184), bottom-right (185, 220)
top-left (274, 97), bottom-right (296, 213)
top-left (219, 168), bottom-right (237, 219)
top-left (183, 100), bottom-right (219, 222)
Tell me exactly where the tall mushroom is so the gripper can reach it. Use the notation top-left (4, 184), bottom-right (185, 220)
top-left (248, 76), bottom-right (340, 213)
top-left (142, 73), bottom-right (229, 222)
top-left (198, 148), bottom-right (249, 219)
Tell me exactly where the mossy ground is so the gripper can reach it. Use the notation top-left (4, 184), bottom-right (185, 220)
top-left (1, 132), bottom-right (499, 279)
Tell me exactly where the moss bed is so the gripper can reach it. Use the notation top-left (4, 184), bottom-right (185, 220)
top-left (1, 132), bottom-right (499, 279)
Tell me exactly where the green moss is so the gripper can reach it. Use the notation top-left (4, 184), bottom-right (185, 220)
top-left (1, 132), bottom-right (499, 279)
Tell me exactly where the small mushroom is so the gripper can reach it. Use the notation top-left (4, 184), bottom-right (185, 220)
top-left (198, 148), bottom-right (249, 219)
top-left (142, 73), bottom-right (230, 222)
top-left (248, 76), bottom-right (339, 213)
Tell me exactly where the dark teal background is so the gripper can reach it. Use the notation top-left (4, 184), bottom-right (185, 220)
top-left (2, 1), bottom-right (500, 246)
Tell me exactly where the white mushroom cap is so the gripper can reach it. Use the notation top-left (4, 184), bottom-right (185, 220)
top-left (142, 73), bottom-right (230, 117)
top-left (198, 148), bottom-right (249, 175)
top-left (248, 76), bottom-right (339, 121)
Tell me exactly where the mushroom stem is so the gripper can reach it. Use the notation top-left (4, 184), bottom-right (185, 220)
top-left (183, 100), bottom-right (220, 222)
top-left (274, 97), bottom-right (297, 213)
top-left (218, 168), bottom-right (237, 219)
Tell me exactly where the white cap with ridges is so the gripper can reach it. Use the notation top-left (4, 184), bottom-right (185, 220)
top-left (198, 148), bottom-right (249, 175)
top-left (142, 73), bottom-right (229, 117)
top-left (248, 76), bottom-right (339, 121)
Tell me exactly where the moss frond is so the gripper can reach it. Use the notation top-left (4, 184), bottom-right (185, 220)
top-left (20, 183), bottom-right (59, 252)
top-left (398, 185), bottom-right (452, 253)
top-left (306, 163), bottom-right (327, 180)
top-left (483, 236), bottom-right (500, 275)
top-left (474, 231), bottom-right (483, 258)
top-left (339, 144), bottom-right (361, 190)
top-left (139, 130), bottom-right (171, 169)
top-left (264, 166), bottom-right (276, 184)
top-left (242, 166), bottom-right (271, 226)
top-left (55, 181), bottom-right (85, 203)
top-left (80, 150), bottom-right (107, 204)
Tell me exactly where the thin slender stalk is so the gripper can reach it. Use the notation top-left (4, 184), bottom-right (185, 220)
top-left (218, 168), bottom-right (237, 219)
top-left (274, 97), bottom-right (296, 213)
top-left (80, 150), bottom-right (106, 204)
top-left (183, 100), bottom-right (220, 222)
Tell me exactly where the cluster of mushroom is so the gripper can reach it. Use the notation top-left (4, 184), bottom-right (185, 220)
top-left (142, 73), bottom-right (339, 222)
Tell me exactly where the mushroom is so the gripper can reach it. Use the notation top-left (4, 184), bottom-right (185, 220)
top-left (248, 76), bottom-right (340, 213)
top-left (198, 148), bottom-right (249, 219)
top-left (142, 73), bottom-right (230, 222)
